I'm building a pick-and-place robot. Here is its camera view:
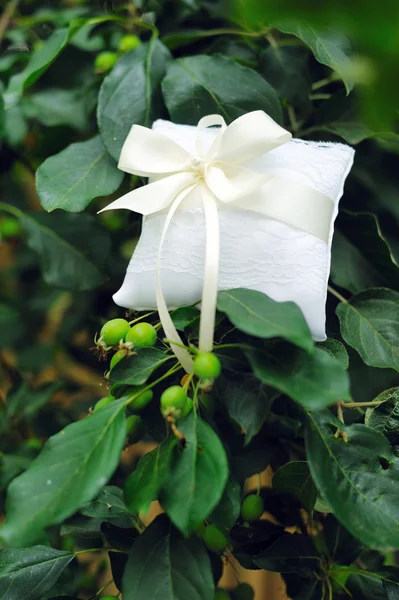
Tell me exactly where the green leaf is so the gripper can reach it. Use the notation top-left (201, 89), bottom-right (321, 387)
top-left (0, 304), bottom-right (24, 348)
top-left (171, 306), bottom-right (200, 331)
top-left (365, 388), bottom-right (399, 439)
top-left (36, 136), bottom-right (123, 213)
top-left (124, 438), bottom-right (177, 515)
top-left (161, 412), bottom-right (229, 535)
top-left (218, 374), bottom-right (274, 444)
top-left (18, 211), bottom-right (111, 291)
top-left (217, 288), bottom-right (314, 353)
top-left (331, 212), bottom-right (399, 294)
top-left (269, 21), bottom-right (354, 94)
top-left (258, 46), bottom-right (311, 113)
top-left (162, 54), bottom-right (282, 125)
top-left (6, 381), bottom-right (62, 419)
top-left (336, 288), bottom-right (399, 371)
top-left (254, 534), bottom-right (321, 576)
top-left (209, 478), bottom-right (241, 530)
top-left (122, 514), bottom-right (214, 600)
top-left (272, 461), bottom-right (317, 513)
top-left (0, 545), bottom-right (74, 600)
top-left (5, 24), bottom-right (81, 109)
top-left (22, 88), bottom-right (90, 131)
top-left (317, 338), bottom-right (349, 369)
top-left (97, 39), bottom-right (171, 161)
top-left (110, 348), bottom-right (171, 387)
top-left (246, 343), bottom-right (350, 410)
top-left (80, 486), bottom-right (130, 519)
top-left (0, 92), bottom-right (4, 143)
top-left (0, 399), bottom-right (126, 547)
top-left (306, 411), bottom-right (399, 551)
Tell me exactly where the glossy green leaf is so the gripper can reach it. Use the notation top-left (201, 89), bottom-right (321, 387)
top-left (161, 412), bottom-right (229, 534)
top-left (331, 212), bottom-right (399, 294)
top-left (272, 461), bottom-right (317, 513)
top-left (306, 411), bottom-right (399, 550)
top-left (97, 39), bottom-right (171, 160)
top-left (18, 211), bottom-right (110, 291)
top-left (317, 338), bottom-right (349, 369)
top-left (218, 374), bottom-right (274, 444)
top-left (110, 348), bottom-right (171, 387)
top-left (124, 438), bottom-right (177, 515)
top-left (254, 534), bottom-right (321, 576)
top-left (80, 486), bottom-right (130, 519)
top-left (217, 288), bottom-right (314, 352)
top-left (246, 343), bottom-right (350, 410)
top-left (365, 388), bottom-right (399, 438)
top-left (0, 399), bottom-right (126, 547)
top-left (123, 514), bottom-right (214, 600)
top-left (268, 21), bottom-right (354, 94)
top-left (0, 545), bottom-right (74, 600)
top-left (336, 288), bottom-right (399, 371)
top-left (22, 88), bottom-right (91, 131)
top-left (5, 24), bottom-right (81, 109)
top-left (36, 136), bottom-right (123, 213)
top-left (162, 54), bottom-right (282, 125)
top-left (209, 478), bottom-right (241, 530)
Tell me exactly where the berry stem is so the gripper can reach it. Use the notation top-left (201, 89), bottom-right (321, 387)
top-left (128, 311), bottom-right (156, 325)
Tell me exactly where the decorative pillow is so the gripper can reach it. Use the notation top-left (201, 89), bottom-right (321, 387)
top-left (112, 118), bottom-right (355, 341)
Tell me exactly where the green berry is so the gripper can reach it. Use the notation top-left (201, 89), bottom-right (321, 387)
top-left (0, 217), bottom-right (21, 238)
top-left (126, 322), bottom-right (157, 348)
top-left (100, 318), bottom-right (130, 346)
top-left (179, 396), bottom-right (193, 419)
top-left (194, 353), bottom-right (221, 380)
top-left (203, 524), bottom-right (228, 553)
top-left (160, 386), bottom-right (188, 416)
top-left (194, 521), bottom-right (206, 539)
top-left (110, 349), bottom-right (126, 371)
top-left (241, 494), bottom-right (264, 522)
top-left (94, 51), bottom-right (118, 73)
top-left (128, 388), bottom-right (153, 411)
top-left (118, 34), bottom-right (141, 53)
top-left (126, 415), bottom-right (145, 443)
top-left (234, 583), bottom-right (254, 600)
top-left (94, 396), bottom-right (114, 411)
top-left (215, 590), bottom-right (231, 600)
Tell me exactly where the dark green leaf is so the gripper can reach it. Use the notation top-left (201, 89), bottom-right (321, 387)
top-left (269, 21), bottom-right (354, 94)
top-left (317, 338), bottom-right (349, 369)
top-left (18, 211), bottom-right (111, 291)
top-left (98, 40), bottom-right (171, 160)
top-left (7, 381), bottom-right (62, 418)
top-left (123, 514), bottom-right (214, 600)
top-left (218, 374), bottom-right (274, 444)
top-left (22, 88), bottom-right (90, 131)
top-left (161, 412), bottom-right (229, 534)
top-left (331, 212), bottom-right (399, 294)
top-left (246, 343), bottom-right (350, 410)
top-left (272, 461), bottom-right (317, 513)
top-left (109, 551), bottom-right (128, 592)
top-left (365, 388), bottom-right (399, 438)
top-left (36, 136), bottom-right (123, 213)
top-left (0, 399), bottom-right (126, 547)
top-left (110, 348), bottom-right (171, 387)
top-left (0, 304), bottom-right (24, 348)
top-left (254, 534), bottom-right (321, 576)
top-left (258, 46), bottom-right (311, 112)
top-left (306, 411), bottom-right (399, 550)
top-left (346, 572), bottom-right (386, 600)
top-left (171, 306), bottom-right (200, 331)
top-left (124, 437), bottom-right (177, 515)
top-left (162, 54), bottom-right (282, 125)
top-left (209, 478), bottom-right (241, 530)
top-left (0, 545), bottom-right (74, 600)
top-left (336, 288), bottom-right (399, 371)
top-left (217, 288), bottom-right (314, 352)
top-left (0, 91), bottom-right (4, 143)
top-left (80, 486), bottom-right (130, 519)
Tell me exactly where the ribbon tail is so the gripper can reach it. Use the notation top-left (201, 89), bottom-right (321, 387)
top-left (156, 186), bottom-right (197, 374)
top-left (198, 186), bottom-right (220, 353)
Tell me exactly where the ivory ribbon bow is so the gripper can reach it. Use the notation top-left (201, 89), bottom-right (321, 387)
top-left (100, 111), bottom-right (333, 373)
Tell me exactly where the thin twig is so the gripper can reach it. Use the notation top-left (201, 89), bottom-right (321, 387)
top-left (327, 285), bottom-right (348, 304)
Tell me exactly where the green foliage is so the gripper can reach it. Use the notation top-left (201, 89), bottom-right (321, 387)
top-left (1, 0), bottom-right (399, 598)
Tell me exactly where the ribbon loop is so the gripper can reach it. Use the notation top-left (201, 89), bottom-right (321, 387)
top-left (100, 110), bottom-right (334, 372)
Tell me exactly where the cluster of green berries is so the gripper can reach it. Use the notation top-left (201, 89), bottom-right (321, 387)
top-left (99, 318), bottom-right (157, 351)
top-left (94, 34), bottom-right (141, 73)
top-left (214, 583), bottom-right (254, 600)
